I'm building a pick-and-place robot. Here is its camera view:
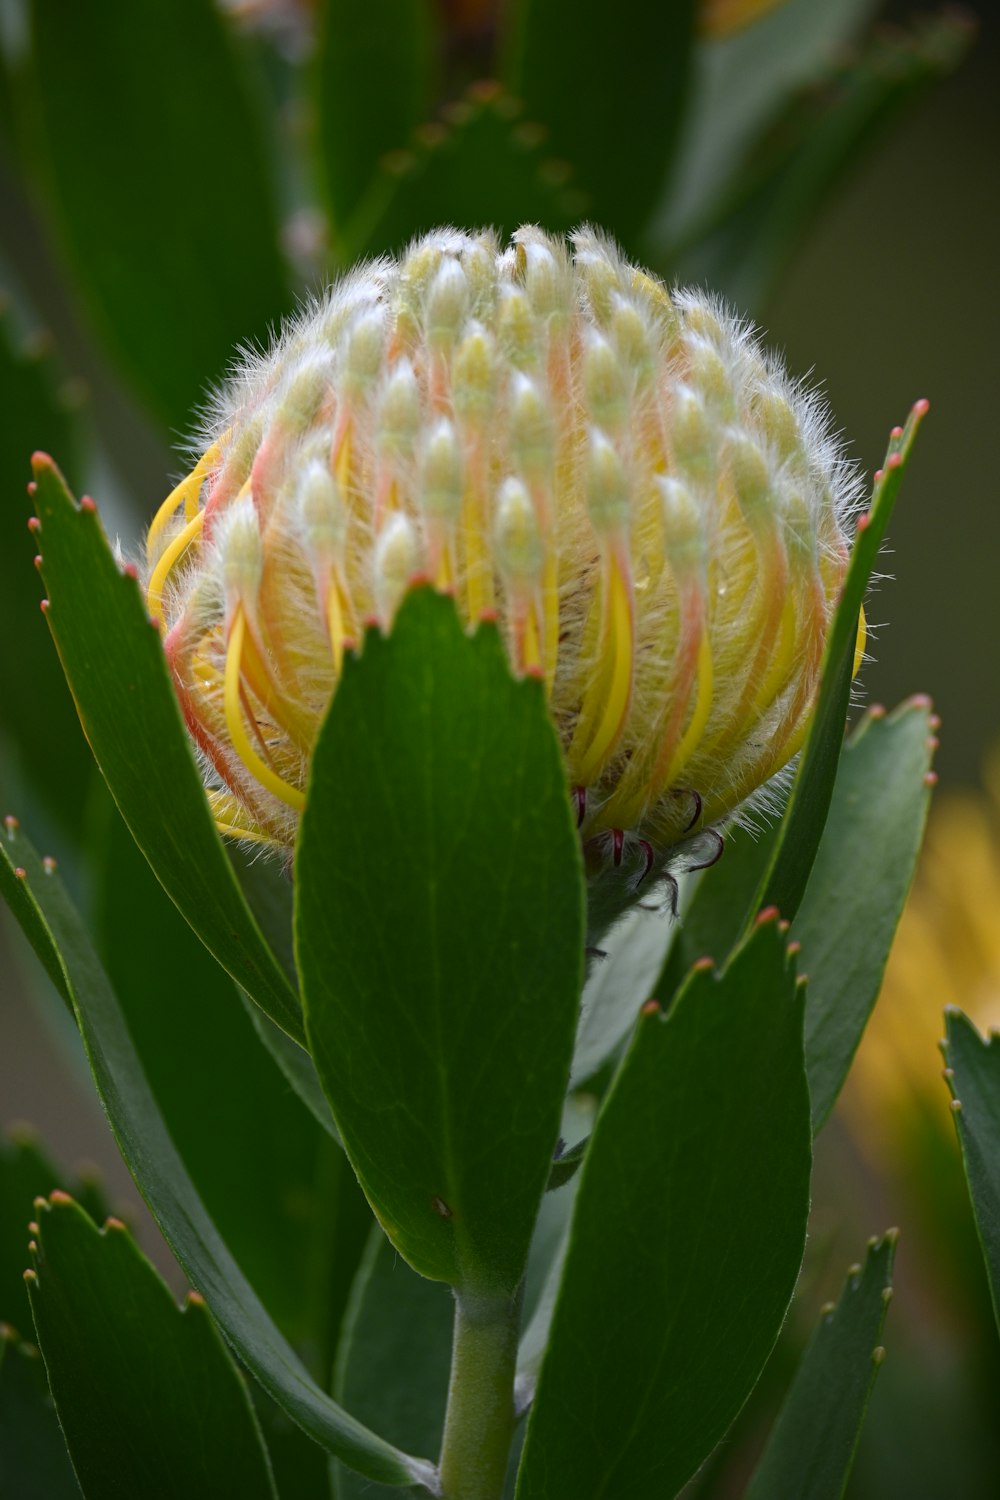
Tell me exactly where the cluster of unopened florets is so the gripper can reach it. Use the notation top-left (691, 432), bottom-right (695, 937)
top-left (144, 225), bottom-right (863, 901)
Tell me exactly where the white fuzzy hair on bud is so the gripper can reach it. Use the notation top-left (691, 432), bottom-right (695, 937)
top-left (145, 224), bottom-right (866, 929)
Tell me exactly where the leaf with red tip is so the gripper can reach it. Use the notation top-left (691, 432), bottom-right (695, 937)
top-left (26, 1194), bottom-right (277, 1499)
top-left (29, 453), bottom-right (304, 1044)
top-left (744, 1229), bottom-right (897, 1500)
top-left (0, 817), bottom-right (435, 1488)
top-left (793, 696), bottom-right (936, 1130)
top-left (517, 918), bottom-right (811, 1496)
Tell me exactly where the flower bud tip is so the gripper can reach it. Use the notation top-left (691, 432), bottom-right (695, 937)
top-left (42, 856), bottom-right (57, 874)
top-left (33, 555), bottom-right (42, 570)
top-left (3, 815), bottom-right (18, 832)
top-left (693, 956), bottom-right (714, 973)
top-left (755, 905), bottom-right (781, 926)
top-left (27, 516), bottom-right (40, 532)
top-left (640, 998), bottom-right (661, 1016)
top-left (913, 398), bottom-right (930, 418)
top-left (887, 452), bottom-right (903, 471)
top-left (49, 1189), bottom-right (72, 1205)
top-left (868, 703), bottom-right (886, 719)
top-left (923, 771), bottom-right (939, 787)
top-left (104, 1216), bottom-right (128, 1232)
top-left (39, 599), bottom-right (49, 614)
top-left (890, 426), bottom-right (904, 441)
top-left (26, 482), bottom-right (37, 498)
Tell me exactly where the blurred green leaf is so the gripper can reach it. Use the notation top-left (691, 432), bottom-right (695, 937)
top-left (297, 589), bottom-right (585, 1294)
top-left (334, 1227), bottom-right (454, 1500)
top-left (796, 697), bottom-right (935, 1130)
top-left (91, 803), bottom-right (337, 1357)
top-left (675, 16), bottom-right (972, 309)
top-left (516, 916), bottom-right (811, 1496)
top-left (0, 819), bottom-right (436, 1489)
top-left (0, 1324), bottom-right (78, 1499)
top-left (659, 0), bottom-right (878, 248)
top-left (944, 1010), bottom-right (1000, 1335)
top-left (27, 1193), bottom-right (278, 1499)
top-left (30, 454), bottom-right (304, 1044)
top-left (28, 0), bottom-right (290, 431)
top-left (744, 1229), bottom-right (897, 1500)
top-left (501, 0), bottom-right (698, 244)
top-left (342, 85), bottom-right (583, 262)
top-left (0, 304), bottom-right (91, 837)
top-left (316, 0), bottom-right (438, 232)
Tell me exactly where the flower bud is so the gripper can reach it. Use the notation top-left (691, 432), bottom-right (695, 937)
top-left (146, 226), bottom-right (865, 906)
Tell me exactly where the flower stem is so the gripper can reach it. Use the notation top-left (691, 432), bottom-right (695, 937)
top-left (438, 1286), bottom-right (522, 1500)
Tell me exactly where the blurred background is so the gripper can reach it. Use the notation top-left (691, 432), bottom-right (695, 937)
top-left (1, 0), bottom-right (998, 1493)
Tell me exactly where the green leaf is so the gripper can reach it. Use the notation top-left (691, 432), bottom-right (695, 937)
top-left (744, 1230), bottom-right (897, 1500)
top-left (660, 0), bottom-right (878, 247)
top-left (27, 1193), bottom-right (277, 1499)
top-left (297, 588), bottom-right (585, 1294)
top-left (91, 802), bottom-right (337, 1354)
top-left (501, 0), bottom-right (699, 244)
top-left (516, 915), bottom-right (811, 1496)
top-left (30, 453), bottom-right (304, 1044)
top-left (334, 1227), bottom-right (454, 1500)
top-left (0, 304), bottom-right (91, 838)
top-left (0, 819), bottom-right (437, 1489)
top-left (28, 0), bottom-right (290, 430)
top-left (315, 0), bottom-right (438, 231)
top-left (0, 1127), bottom-right (109, 1330)
top-left (796, 697), bottom-right (935, 1130)
top-left (571, 902), bottom-right (676, 1087)
top-left (943, 1011), bottom-right (1000, 1335)
top-left (675, 16), bottom-right (971, 310)
top-left (0, 1325), bottom-right (78, 1500)
top-left (341, 84), bottom-right (583, 263)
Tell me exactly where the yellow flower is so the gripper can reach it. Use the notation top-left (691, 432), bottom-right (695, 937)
top-left (144, 226), bottom-right (864, 903)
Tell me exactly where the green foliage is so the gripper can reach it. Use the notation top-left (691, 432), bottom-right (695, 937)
top-left (744, 1230), bottom-right (897, 1500)
top-left (796, 698), bottom-right (935, 1130)
top-left (316, 0), bottom-right (439, 232)
top-left (298, 589), bottom-right (585, 1294)
top-left (26, 1193), bottom-right (278, 1498)
top-left (501, 0), bottom-right (699, 240)
top-left (334, 1227), bottom-right (454, 1500)
top-left (944, 1012), bottom-right (1000, 1334)
top-left (0, 4), bottom-right (979, 1494)
top-left (0, 1325), bottom-right (78, 1499)
top-left (0, 817), bottom-right (433, 1489)
top-left (28, 0), bottom-right (291, 429)
top-left (517, 917), bottom-right (812, 1495)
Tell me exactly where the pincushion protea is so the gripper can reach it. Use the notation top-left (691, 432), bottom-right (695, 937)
top-left (144, 225), bottom-right (864, 905)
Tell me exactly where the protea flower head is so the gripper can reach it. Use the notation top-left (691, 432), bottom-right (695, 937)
top-left (144, 225), bottom-right (864, 923)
